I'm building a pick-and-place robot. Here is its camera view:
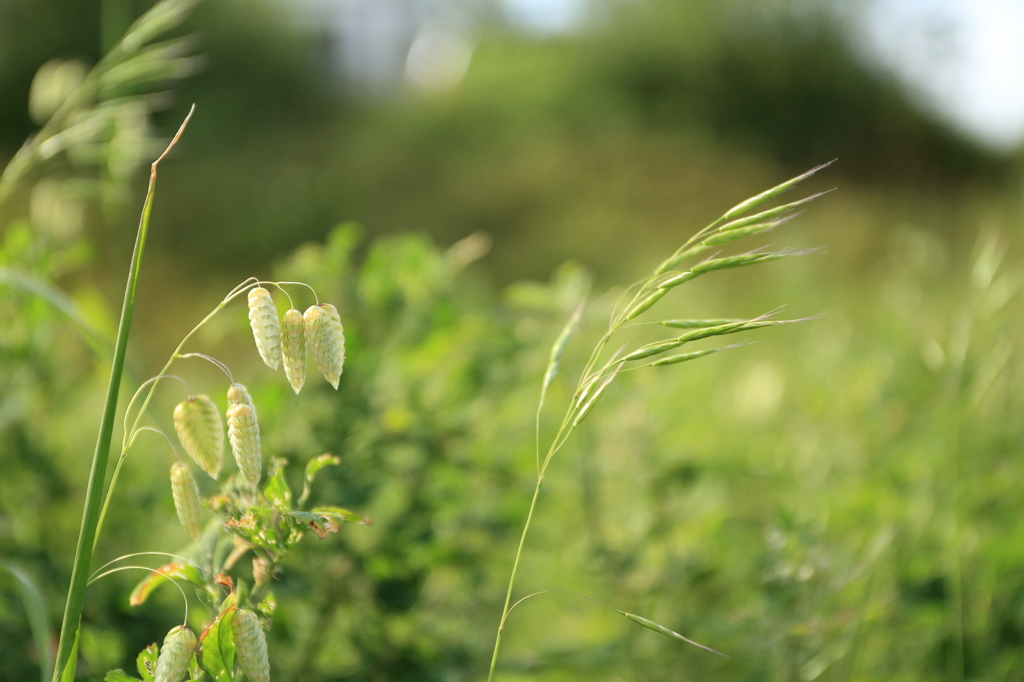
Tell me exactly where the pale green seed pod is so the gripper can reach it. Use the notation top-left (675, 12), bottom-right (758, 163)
top-left (170, 462), bottom-right (202, 540)
top-left (304, 303), bottom-right (346, 389)
top-left (227, 402), bottom-right (261, 487)
top-left (173, 395), bottom-right (223, 479)
top-left (247, 287), bottom-right (282, 370)
top-left (154, 625), bottom-right (196, 682)
top-left (233, 609), bottom-right (270, 682)
top-left (280, 308), bottom-right (307, 394)
top-left (227, 382), bottom-right (254, 409)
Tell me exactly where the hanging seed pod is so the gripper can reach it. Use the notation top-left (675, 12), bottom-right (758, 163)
top-left (227, 382), bottom-right (254, 409)
top-left (247, 287), bottom-right (282, 370)
top-left (304, 303), bottom-right (346, 389)
top-left (233, 609), bottom-right (270, 682)
top-left (170, 462), bottom-right (202, 540)
top-left (173, 395), bottom-right (223, 479)
top-left (154, 625), bottom-right (196, 682)
top-left (227, 402), bottom-right (261, 487)
top-left (280, 308), bottom-right (307, 394)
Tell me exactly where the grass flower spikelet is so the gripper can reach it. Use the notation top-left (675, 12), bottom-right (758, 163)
top-left (247, 286), bottom-right (282, 370)
top-left (233, 608), bottom-right (270, 682)
top-left (227, 402), bottom-right (261, 487)
top-left (170, 462), bottom-right (202, 539)
top-left (281, 308), bottom-right (307, 394)
top-left (173, 395), bottom-right (223, 479)
top-left (154, 625), bottom-right (196, 682)
top-left (226, 382), bottom-right (254, 408)
top-left (304, 302), bottom-right (346, 389)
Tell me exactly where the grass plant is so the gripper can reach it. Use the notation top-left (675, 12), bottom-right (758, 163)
top-left (486, 162), bottom-right (832, 680)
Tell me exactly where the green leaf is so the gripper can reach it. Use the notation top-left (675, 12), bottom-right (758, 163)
top-left (540, 300), bottom-right (585, 407)
top-left (311, 506), bottom-right (373, 526)
top-left (136, 644), bottom-right (157, 682)
top-left (263, 458), bottom-right (292, 511)
top-left (257, 592), bottom-right (277, 619)
top-left (285, 511), bottom-right (330, 540)
top-left (128, 563), bottom-right (204, 607)
top-left (104, 670), bottom-right (140, 682)
top-left (199, 609), bottom-right (236, 682)
top-left (298, 454), bottom-right (340, 507)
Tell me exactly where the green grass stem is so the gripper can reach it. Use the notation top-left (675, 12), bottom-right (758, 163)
top-left (50, 106), bottom-right (194, 682)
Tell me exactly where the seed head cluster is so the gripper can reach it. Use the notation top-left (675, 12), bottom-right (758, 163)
top-left (233, 609), bottom-right (270, 682)
top-left (246, 286), bottom-right (346, 393)
top-left (173, 395), bottom-right (223, 479)
top-left (305, 303), bottom-right (346, 389)
top-left (247, 287), bottom-right (281, 370)
top-left (170, 462), bottom-right (202, 539)
top-left (154, 625), bottom-right (196, 682)
top-left (228, 401), bottom-right (261, 487)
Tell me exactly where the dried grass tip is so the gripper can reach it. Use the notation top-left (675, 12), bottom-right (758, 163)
top-left (281, 308), bottom-right (307, 394)
top-left (248, 287), bottom-right (282, 370)
top-left (170, 462), bottom-right (202, 540)
top-left (233, 609), bottom-right (270, 682)
top-left (304, 303), bottom-right (346, 389)
top-left (173, 395), bottom-right (223, 479)
top-left (154, 625), bottom-right (196, 682)
top-left (227, 402), bottom-right (261, 487)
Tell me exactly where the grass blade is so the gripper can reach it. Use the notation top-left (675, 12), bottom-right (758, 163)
top-left (50, 106), bottom-right (194, 682)
top-left (1, 561), bottom-right (53, 682)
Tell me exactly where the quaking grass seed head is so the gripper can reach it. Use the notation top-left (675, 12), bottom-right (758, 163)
top-left (233, 608), bottom-right (270, 682)
top-left (170, 462), bottom-right (202, 540)
top-left (304, 303), bottom-right (346, 389)
top-left (248, 286), bottom-right (282, 370)
top-left (154, 625), bottom-right (196, 682)
top-left (281, 308), bottom-right (307, 394)
top-left (172, 395), bottom-right (223, 479)
top-left (227, 402), bottom-right (261, 487)
top-left (227, 382), bottom-right (254, 409)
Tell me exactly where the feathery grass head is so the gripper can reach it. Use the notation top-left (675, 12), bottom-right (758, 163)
top-left (247, 287), bottom-right (282, 370)
top-left (281, 308), bottom-right (307, 394)
top-left (172, 394), bottom-right (223, 479)
top-left (154, 624), bottom-right (196, 682)
top-left (233, 609), bottom-right (270, 682)
top-left (169, 462), bottom-right (202, 540)
top-left (304, 302), bottom-right (346, 389)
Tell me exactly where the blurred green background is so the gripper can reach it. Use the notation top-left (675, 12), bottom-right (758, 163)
top-left (2, 0), bottom-right (1023, 680)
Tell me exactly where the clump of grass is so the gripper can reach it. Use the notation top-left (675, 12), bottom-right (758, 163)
top-left (487, 162), bottom-right (833, 680)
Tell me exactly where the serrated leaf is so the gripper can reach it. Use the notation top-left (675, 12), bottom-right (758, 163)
top-left (129, 563), bottom-right (204, 606)
top-left (298, 454), bottom-right (339, 507)
top-left (136, 643), bottom-right (158, 681)
top-left (199, 610), bottom-right (236, 681)
top-left (104, 670), bottom-right (140, 682)
top-left (263, 458), bottom-right (292, 511)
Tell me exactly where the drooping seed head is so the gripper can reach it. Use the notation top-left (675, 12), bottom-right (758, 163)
top-left (304, 303), bottom-right (346, 389)
top-left (227, 382), bottom-right (255, 409)
top-left (173, 395), bottom-right (223, 479)
top-left (247, 287), bottom-right (282, 370)
top-left (154, 625), bottom-right (196, 682)
top-left (170, 462), bottom-right (202, 540)
top-left (227, 402), bottom-right (261, 487)
top-left (280, 308), bottom-right (307, 394)
top-left (233, 609), bottom-right (270, 682)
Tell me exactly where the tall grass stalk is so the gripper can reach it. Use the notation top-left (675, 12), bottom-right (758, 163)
top-left (51, 106), bottom-right (194, 682)
top-left (487, 162), bottom-right (832, 680)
